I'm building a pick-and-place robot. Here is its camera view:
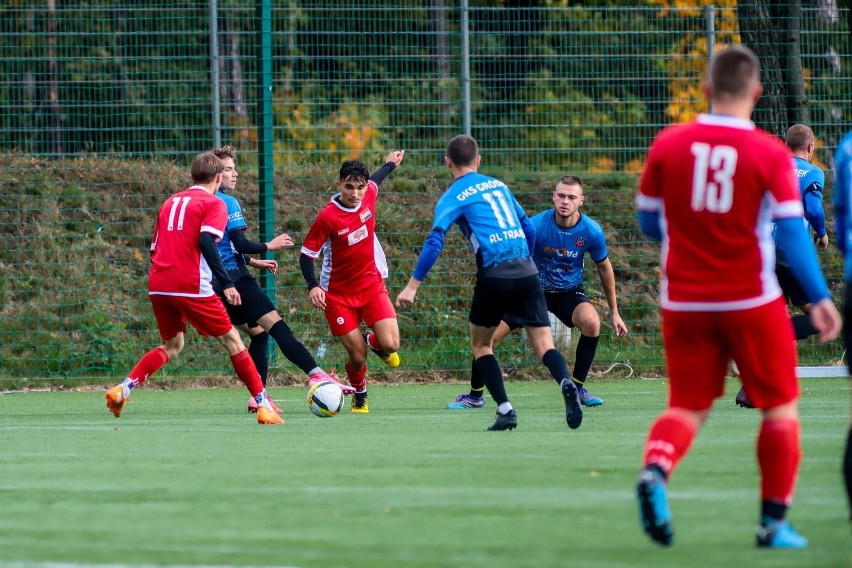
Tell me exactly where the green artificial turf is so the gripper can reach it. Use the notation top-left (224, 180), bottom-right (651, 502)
top-left (0, 379), bottom-right (849, 568)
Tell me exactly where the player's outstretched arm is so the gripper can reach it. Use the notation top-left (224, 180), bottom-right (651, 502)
top-left (370, 150), bottom-right (404, 186)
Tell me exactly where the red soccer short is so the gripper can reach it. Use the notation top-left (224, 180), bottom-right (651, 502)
top-left (323, 279), bottom-right (397, 336)
top-left (661, 296), bottom-right (799, 411)
top-left (150, 293), bottom-right (233, 341)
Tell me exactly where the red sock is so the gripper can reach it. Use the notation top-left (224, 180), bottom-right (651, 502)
top-left (345, 360), bottom-right (367, 392)
top-left (757, 418), bottom-right (801, 505)
top-left (643, 409), bottom-right (698, 478)
top-left (366, 332), bottom-right (380, 351)
top-left (127, 347), bottom-right (169, 386)
top-left (231, 349), bottom-right (263, 398)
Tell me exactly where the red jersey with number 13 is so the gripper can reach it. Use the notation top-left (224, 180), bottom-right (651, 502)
top-left (148, 186), bottom-right (227, 297)
top-left (637, 114), bottom-right (804, 311)
top-left (301, 180), bottom-right (388, 295)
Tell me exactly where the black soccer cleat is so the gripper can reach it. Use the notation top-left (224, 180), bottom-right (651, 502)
top-left (735, 387), bottom-right (755, 409)
top-left (561, 380), bottom-right (583, 429)
top-left (487, 409), bottom-right (518, 431)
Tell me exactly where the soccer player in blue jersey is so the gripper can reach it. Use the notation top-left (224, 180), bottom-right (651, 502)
top-left (211, 145), bottom-right (352, 414)
top-left (832, 129), bottom-right (852, 521)
top-left (395, 135), bottom-right (583, 431)
top-left (736, 124), bottom-right (828, 408)
top-left (446, 175), bottom-right (628, 410)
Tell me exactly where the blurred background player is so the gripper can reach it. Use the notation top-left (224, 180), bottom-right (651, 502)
top-left (396, 135), bottom-right (583, 432)
top-left (210, 145), bottom-right (353, 414)
top-left (736, 124), bottom-right (828, 408)
top-left (448, 175), bottom-right (628, 409)
top-left (105, 152), bottom-right (282, 425)
top-left (635, 45), bottom-right (840, 548)
top-left (832, 129), bottom-right (852, 523)
top-left (300, 150), bottom-right (405, 413)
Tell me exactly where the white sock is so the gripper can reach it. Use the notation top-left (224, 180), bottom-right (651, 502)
top-left (120, 378), bottom-right (135, 398)
top-left (498, 401), bottom-right (513, 415)
top-left (255, 390), bottom-right (273, 410)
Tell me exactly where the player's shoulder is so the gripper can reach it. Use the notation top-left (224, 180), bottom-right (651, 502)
top-left (579, 213), bottom-right (604, 234)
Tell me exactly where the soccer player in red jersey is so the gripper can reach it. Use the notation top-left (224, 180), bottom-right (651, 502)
top-left (104, 152), bottom-right (282, 425)
top-left (299, 150), bottom-right (405, 413)
top-left (635, 45), bottom-right (840, 548)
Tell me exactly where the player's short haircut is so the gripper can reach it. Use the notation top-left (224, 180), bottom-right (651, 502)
top-left (556, 175), bottom-right (584, 191)
top-left (339, 160), bottom-right (370, 183)
top-left (785, 124), bottom-right (815, 152)
top-left (707, 44), bottom-right (760, 101)
top-left (211, 145), bottom-right (237, 162)
top-left (191, 152), bottom-right (225, 184)
top-left (446, 135), bottom-right (479, 167)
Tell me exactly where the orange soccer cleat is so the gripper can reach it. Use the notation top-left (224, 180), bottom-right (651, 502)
top-left (105, 386), bottom-right (129, 418)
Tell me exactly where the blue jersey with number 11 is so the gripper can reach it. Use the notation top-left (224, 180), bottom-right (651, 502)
top-left (432, 172), bottom-right (532, 271)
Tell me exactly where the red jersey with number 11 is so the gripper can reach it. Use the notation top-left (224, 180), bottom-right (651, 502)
top-left (148, 186), bottom-right (227, 297)
top-left (637, 114), bottom-right (803, 311)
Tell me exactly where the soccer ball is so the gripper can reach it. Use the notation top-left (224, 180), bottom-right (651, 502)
top-left (307, 381), bottom-right (344, 418)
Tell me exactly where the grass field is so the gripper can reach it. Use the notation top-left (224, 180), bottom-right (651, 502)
top-left (0, 378), bottom-right (849, 568)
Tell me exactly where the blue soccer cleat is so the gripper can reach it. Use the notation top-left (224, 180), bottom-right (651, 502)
top-left (447, 393), bottom-right (486, 409)
top-left (755, 518), bottom-right (808, 549)
top-left (637, 466), bottom-right (674, 546)
top-left (577, 386), bottom-right (604, 407)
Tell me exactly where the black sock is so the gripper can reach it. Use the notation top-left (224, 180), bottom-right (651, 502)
top-left (573, 335), bottom-right (600, 383)
top-left (268, 320), bottom-right (317, 374)
top-left (470, 358), bottom-right (486, 396)
top-left (845, 427), bottom-right (852, 521)
top-left (791, 314), bottom-right (819, 340)
top-left (760, 500), bottom-right (787, 523)
top-left (247, 332), bottom-right (269, 387)
top-left (475, 354), bottom-right (508, 405)
top-left (542, 348), bottom-right (569, 386)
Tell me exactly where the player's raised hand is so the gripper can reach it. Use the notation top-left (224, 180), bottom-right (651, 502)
top-left (266, 233), bottom-right (294, 251)
top-left (809, 298), bottom-right (841, 343)
top-left (386, 150), bottom-right (405, 167)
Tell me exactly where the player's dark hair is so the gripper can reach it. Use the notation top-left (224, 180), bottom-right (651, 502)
top-left (211, 145), bottom-right (237, 162)
top-left (338, 160), bottom-right (370, 183)
top-left (191, 152), bottom-right (225, 184)
top-left (446, 135), bottom-right (479, 167)
top-left (785, 124), bottom-right (815, 152)
top-left (557, 175), bottom-right (584, 191)
top-left (708, 45), bottom-right (760, 101)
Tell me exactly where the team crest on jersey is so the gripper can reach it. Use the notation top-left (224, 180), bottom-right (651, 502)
top-left (575, 237), bottom-right (585, 248)
top-left (348, 225), bottom-right (368, 245)
top-left (360, 210), bottom-right (373, 223)
top-left (337, 227), bottom-right (350, 235)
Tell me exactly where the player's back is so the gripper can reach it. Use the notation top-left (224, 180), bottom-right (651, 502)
top-left (149, 186), bottom-right (226, 297)
top-left (640, 114), bottom-right (800, 309)
top-left (436, 172), bottom-right (531, 270)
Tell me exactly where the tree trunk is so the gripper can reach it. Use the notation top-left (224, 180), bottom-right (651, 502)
top-left (429, 0), bottom-right (451, 128)
top-left (44, 0), bottom-right (64, 154)
top-left (736, 0), bottom-right (806, 136)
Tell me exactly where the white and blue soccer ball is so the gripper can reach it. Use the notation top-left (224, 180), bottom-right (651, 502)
top-left (307, 381), bottom-right (344, 418)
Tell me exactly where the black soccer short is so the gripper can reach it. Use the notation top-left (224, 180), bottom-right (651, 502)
top-left (469, 273), bottom-right (550, 328)
top-left (503, 286), bottom-right (592, 329)
top-left (504, 288), bottom-right (591, 330)
top-left (216, 274), bottom-right (275, 328)
top-left (775, 261), bottom-right (809, 307)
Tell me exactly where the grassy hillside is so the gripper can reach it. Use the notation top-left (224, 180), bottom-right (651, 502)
top-left (0, 154), bottom-right (845, 388)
